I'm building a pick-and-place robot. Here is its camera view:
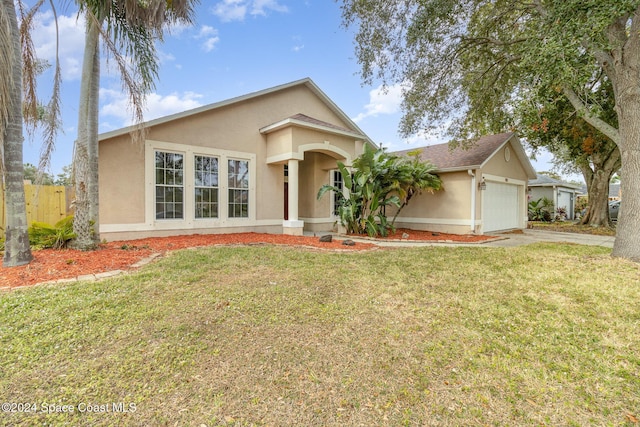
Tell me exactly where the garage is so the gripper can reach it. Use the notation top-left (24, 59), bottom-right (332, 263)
top-left (482, 180), bottom-right (521, 232)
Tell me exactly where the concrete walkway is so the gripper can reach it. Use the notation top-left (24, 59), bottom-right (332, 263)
top-left (321, 229), bottom-right (615, 249)
top-left (483, 229), bottom-right (615, 248)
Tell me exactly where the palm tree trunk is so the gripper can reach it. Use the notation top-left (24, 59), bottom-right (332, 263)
top-left (1, 0), bottom-right (33, 267)
top-left (72, 17), bottom-right (100, 250)
top-left (87, 20), bottom-right (100, 242)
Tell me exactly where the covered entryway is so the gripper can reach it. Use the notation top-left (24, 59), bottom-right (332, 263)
top-left (482, 181), bottom-right (521, 232)
top-left (260, 114), bottom-right (367, 235)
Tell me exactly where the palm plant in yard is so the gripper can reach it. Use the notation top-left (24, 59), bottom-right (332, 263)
top-left (318, 145), bottom-right (441, 237)
top-left (72, 0), bottom-right (197, 250)
top-left (389, 149), bottom-right (441, 226)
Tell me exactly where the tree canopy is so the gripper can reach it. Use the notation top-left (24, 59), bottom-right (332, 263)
top-left (341, 0), bottom-right (640, 260)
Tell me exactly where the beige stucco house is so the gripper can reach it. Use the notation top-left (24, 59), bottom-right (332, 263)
top-left (392, 133), bottom-right (537, 234)
top-left (98, 78), bottom-right (372, 240)
top-left (98, 79), bottom-right (536, 240)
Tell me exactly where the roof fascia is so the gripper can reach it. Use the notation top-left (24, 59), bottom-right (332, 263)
top-left (259, 117), bottom-right (368, 140)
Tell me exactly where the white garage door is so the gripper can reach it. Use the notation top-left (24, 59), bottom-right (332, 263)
top-left (482, 181), bottom-right (520, 232)
top-left (558, 190), bottom-right (573, 219)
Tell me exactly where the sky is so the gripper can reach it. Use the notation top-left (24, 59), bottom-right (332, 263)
top-left (25, 0), bottom-right (558, 178)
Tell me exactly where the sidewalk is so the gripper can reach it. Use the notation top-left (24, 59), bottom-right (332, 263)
top-left (316, 229), bottom-right (615, 249)
top-left (484, 229), bottom-right (615, 248)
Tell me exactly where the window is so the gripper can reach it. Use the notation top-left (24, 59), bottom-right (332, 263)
top-left (194, 155), bottom-right (219, 219)
top-left (228, 159), bottom-right (249, 218)
top-left (155, 151), bottom-right (184, 219)
top-left (332, 170), bottom-right (343, 216)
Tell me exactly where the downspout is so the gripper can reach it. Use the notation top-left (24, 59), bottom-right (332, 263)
top-left (468, 170), bottom-right (476, 233)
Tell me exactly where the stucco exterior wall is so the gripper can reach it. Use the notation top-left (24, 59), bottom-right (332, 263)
top-left (481, 141), bottom-right (529, 182)
top-left (391, 171), bottom-right (475, 233)
top-left (529, 187), bottom-right (553, 203)
top-left (98, 82), bottom-right (363, 240)
top-left (99, 134), bottom-right (146, 224)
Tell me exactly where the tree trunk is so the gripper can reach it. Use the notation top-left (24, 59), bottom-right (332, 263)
top-left (2, 0), bottom-right (33, 267)
top-left (71, 18), bottom-right (100, 250)
top-left (87, 22), bottom-right (100, 242)
top-left (578, 165), bottom-right (615, 227)
top-left (611, 83), bottom-right (640, 261)
top-left (613, 145), bottom-right (640, 261)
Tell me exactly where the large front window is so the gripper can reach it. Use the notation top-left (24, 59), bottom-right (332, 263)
top-left (228, 159), bottom-right (249, 218)
top-left (155, 151), bottom-right (184, 219)
top-left (195, 155), bottom-right (219, 219)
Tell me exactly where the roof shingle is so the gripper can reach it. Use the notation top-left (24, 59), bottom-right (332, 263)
top-left (392, 133), bottom-right (514, 170)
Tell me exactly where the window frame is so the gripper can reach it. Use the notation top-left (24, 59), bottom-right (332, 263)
top-left (194, 155), bottom-right (220, 220)
top-left (331, 169), bottom-right (344, 217)
top-left (145, 140), bottom-right (256, 229)
top-left (227, 158), bottom-right (250, 219)
top-left (154, 151), bottom-right (185, 220)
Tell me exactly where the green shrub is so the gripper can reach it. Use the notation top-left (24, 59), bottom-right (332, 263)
top-left (28, 216), bottom-right (76, 249)
top-left (528, 197), bottom-right (554, 222)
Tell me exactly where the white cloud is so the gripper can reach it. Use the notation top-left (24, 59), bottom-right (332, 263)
top-left (100, 89), bottom-right (205, 127)
top-left (353, 83), bottom-right (405, 123)
top-left (212, 0), bottom-right (288, 22)
top-left (291, 35), bottom-right (304, 52)
top-left (31, 11), bottom-right (86, 80)
top-left (196, 25), bottom-right (221, 52)
top-left (212, 0), bottom-right (248, 22)
top-left (251, 0), bottom-right (289, 16)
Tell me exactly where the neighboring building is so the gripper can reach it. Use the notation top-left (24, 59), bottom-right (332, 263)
top-left (392, 133), bottom-right (537, 234)
top-left (609, 183), bottom-right (621, 200)
top-left (528, 175), bottom-right (581, 220)
top-left (98, 79), bottom-right (536, 240)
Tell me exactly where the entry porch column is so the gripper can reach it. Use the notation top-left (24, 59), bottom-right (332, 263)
top-left (283, 158), bottom-right (304, 235)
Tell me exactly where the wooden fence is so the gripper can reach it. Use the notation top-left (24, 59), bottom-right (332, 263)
top-left (0, 183), bottom-right (74, 228)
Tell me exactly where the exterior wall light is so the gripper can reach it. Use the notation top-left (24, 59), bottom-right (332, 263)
top-left (479, 177), bottom-right (487, 190)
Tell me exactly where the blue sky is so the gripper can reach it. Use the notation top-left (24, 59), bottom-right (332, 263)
top-left (26, 0), bottom-right (556, 177)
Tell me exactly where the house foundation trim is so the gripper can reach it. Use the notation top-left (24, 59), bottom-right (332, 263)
top-left (283, 220), bottom-right (304, 236)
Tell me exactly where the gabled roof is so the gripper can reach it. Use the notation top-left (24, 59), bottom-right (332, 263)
top-left (98, 78), bottom-right (374, 145)
top-left (529, 174), bottom-right (581, 189)
top-left (393, 133), bottom-right (537, 178)
top-left (259, 113), bottom-right (367, 140)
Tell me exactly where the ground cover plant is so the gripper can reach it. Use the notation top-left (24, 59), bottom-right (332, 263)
top-left (1, 243), bottom-right (639, 426)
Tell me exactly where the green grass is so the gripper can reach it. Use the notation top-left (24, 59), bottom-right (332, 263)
top-left (1, 244), bottom-right (639, 426)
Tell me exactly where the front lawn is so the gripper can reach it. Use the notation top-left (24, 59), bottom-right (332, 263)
top-left (1, 244), bottom-right (639, 426)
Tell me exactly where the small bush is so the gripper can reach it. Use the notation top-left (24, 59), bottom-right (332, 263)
top-left (28, 216), bottom-right (76, 249)
top-left (528, 197), bottom-right (554, 222)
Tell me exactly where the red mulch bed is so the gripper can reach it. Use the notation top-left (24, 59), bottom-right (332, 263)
top-left (0, 233), bottom-right (374, 290)
top-left (0, 230), bottom-right (494, 290)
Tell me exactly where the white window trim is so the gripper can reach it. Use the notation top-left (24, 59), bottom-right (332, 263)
top-left (145, 140), bottom-right (256, 230)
